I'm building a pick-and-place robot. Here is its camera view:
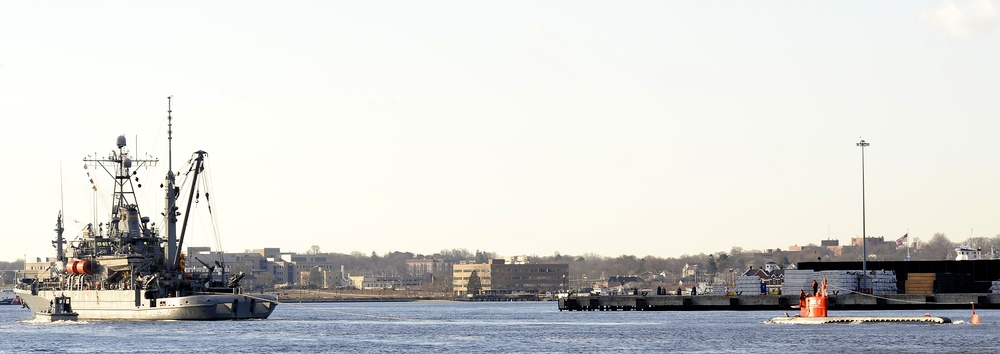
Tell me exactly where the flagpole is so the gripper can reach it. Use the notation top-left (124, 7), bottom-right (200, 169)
top-left (857, 139), bottom-right (869, 291)
top-left (906, 229), bottom-right (910, 261)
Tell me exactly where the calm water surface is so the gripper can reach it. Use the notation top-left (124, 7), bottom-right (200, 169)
top-left (0, 301), bottom-right (995, 353)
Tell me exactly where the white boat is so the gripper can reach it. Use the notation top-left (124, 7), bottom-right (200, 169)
top-left (955, 247), bottom-right (983, 261)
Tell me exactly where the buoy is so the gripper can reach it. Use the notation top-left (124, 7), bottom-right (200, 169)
top-left (971, 302), bottom-right (980, 325)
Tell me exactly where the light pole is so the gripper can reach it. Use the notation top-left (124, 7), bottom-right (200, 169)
top-left (857, 139), bottom-right (869, 289)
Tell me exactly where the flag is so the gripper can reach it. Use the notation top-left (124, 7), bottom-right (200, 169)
top-left (896, 233), bottom-right (908, 246)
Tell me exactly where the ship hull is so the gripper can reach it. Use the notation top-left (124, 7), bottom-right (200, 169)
top-left (14, 289), bottom-right (276, 320)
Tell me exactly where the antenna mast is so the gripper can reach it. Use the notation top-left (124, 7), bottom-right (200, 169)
top-left (60, 163), bottom-right (65, 213)
top-left (164, 96), bottom-right (179, 271)
top-left (168, 96), bottom-right (173, 173)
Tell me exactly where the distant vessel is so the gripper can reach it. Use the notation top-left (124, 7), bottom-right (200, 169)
top-left (955, 246), bottom-right (984, 261)
top-left (15, 99), bottom-right (277, 320)
top-left (0, 288), bottom-right (20, 305)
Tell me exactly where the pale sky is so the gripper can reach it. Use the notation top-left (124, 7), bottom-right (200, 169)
top-left (1, 1), bottom-right (999, 262)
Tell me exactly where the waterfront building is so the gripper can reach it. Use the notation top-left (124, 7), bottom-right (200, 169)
top-left (852, 236), bottom-right (881, 246)
top-left (406, 258), bottom-right (456, 276)
top-left (605, 276), bottom-right (642, 288)
top-left (452, 258), bottom-right (568, 296)
top-left (348, 274), bottom-right (431, 290)
top-left (23, 257), bottom-right (54, 280)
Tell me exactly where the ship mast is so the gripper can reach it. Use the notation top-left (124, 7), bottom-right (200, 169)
top-left (82, 137), bottom-right (157, 240)
top-left (54, 211), bottom-right (65, 262)
top-left (55, 164), bottom-right (66, 262)
top-left (164, 96), bottom-right (179, 271)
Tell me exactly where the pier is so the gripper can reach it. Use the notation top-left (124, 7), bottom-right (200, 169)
top-left (557, 293), bottom-right (1000, 311)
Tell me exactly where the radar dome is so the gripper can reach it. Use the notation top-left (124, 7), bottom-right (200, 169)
top-left (117, 135), bottom-right (127, 148)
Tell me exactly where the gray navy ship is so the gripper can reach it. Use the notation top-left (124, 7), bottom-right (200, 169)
top-left (15, 99), bottom-right (277, 320)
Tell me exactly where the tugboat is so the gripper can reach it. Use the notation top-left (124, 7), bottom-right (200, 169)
top-left (35, 295), bottom-right (78, 322)
top-left (767, 276), bottom-right (951, 324)
top-left (14, 98), bottom-right (277, 320)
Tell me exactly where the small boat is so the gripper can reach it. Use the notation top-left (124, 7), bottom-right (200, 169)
top-left (767, 276), bottom-right (951, 324)
top-left (35, 295), bottom-right (78, 322)
top-left (955, 246), bottom-right (983, 261)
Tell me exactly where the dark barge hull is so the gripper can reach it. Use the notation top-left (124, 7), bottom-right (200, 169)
top-left (799, 259), bottom-right (1000, 293)
top-left (560, 260), bottom-right (1000, 311)
top-left (558, 293), bottom-right (1000, 311)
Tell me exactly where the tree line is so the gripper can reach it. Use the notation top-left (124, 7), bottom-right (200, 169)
top-left (285, 233), bottom-right (993, 290)
top-left (3, 233), bottom-right (995, 289)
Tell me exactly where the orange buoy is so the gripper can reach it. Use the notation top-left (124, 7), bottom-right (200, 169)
top-left (971, 303), bottom-right (980, 325)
